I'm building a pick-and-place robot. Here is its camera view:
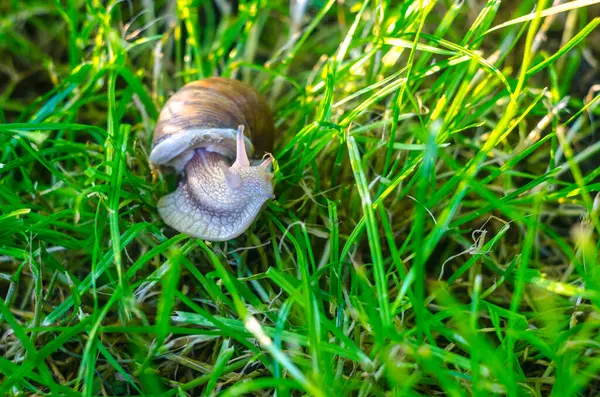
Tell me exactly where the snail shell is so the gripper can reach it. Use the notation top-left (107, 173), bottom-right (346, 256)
top-left (150, 77), bottom-right (275, 170)
top-left (150, 77), bottom-right (276, 241)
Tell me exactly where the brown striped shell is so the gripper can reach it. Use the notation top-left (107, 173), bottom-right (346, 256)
top-left (149, 77), bottom-right (275, 171)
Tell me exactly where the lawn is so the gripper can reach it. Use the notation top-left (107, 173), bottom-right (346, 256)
top-left (1, 0), bottom-right (600, 396)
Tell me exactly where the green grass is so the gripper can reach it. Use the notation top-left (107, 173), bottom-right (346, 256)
top-left (1, 0), bottom-right (600, 395)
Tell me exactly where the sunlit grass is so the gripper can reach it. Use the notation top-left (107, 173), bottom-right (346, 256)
top-left (1, 0), bottom-right (600, 396)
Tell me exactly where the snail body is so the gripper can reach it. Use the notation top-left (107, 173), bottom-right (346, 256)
top-left (150, 77), bottom-right (276, 241)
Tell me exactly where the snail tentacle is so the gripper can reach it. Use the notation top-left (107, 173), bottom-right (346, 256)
top-left (232, 125), bottom-right (250, 168)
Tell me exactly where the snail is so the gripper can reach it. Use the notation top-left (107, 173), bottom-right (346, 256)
top-left (149, 77), bottom-right (276, 241)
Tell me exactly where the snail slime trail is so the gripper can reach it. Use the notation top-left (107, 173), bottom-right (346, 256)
top-left (149, 77), bottom-right (276, 241)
